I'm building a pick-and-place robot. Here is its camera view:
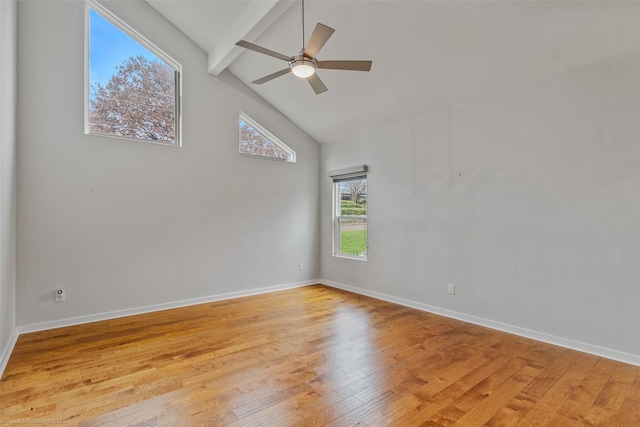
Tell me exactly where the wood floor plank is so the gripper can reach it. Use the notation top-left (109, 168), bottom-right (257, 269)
top-left (450, 363), bottom-right (538, 424)
top-left (1, 285), bottom-right (639, 426)
top-left (512, 352), bottom-right (600, 426)
top-left (555, 356), bottom-right (618, 423)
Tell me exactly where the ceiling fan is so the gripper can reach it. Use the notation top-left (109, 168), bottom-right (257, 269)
top-left (235, 0), bottom-right (372, 95)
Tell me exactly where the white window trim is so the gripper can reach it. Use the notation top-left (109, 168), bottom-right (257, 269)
top-left (84, 0), bottom-right (182, 147)
top-left (239, 112), bottom-right (296, 163)
top-left (330, 166), bottom-right (368, 261)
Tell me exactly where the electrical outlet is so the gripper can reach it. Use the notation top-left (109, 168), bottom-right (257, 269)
top-left (299, 263), bottom-right (304, 271)
top-left (55, 289), bottom-right (65, 302)
top-left (448, 284), bottom-right (455, 295)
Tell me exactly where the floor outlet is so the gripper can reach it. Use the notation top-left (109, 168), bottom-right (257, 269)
top-left (448, 284), bottom-right (455, 295)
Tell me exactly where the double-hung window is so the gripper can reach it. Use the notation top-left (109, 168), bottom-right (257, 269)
top-left (330, 166), bottom-right (368, 260)
top-left (85, 0), bottom-right (181, 146)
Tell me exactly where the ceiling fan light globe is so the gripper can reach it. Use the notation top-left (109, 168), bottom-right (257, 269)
top-left (290, 57), bottom-right (317, 78)
top-left (292, 64), bottom-right (315, 78)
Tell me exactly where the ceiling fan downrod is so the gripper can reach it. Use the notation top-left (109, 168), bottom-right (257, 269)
top-left (301, 0), bottom-right (306, 50)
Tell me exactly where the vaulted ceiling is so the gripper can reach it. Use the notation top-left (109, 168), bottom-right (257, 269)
top-left (146, 0), bottom-right (640, 144)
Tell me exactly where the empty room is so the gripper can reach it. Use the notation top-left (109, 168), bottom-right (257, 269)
top-left (1, 0), bottom-right (640, 425)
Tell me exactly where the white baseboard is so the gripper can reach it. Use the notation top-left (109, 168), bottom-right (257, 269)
top-left (3, 278), bottom-right (638, 379)
top-left (320, 279), bottom-right (640, 367)
top-left (0, 280), bottom-right (316, 378)
top-left (17, 280), bottom-right (316, 335)
top-left (0, 328), bottom-right (19, 378)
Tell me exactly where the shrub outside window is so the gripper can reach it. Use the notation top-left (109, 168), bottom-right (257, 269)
top-left (85, 0), bottom-right (181, 146)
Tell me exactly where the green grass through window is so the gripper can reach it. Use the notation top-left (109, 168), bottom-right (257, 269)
top-left (340, 230), bottom-right (367, 256)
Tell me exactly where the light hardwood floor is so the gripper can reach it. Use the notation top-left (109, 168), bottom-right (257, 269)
top-left (1, 285), bottom-right (639, 426)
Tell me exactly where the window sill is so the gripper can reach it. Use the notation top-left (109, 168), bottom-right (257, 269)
top-left (333, 253), bottom-right (368, 262)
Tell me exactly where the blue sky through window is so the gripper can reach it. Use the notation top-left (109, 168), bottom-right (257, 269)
top-left (89, 9), bottom-right (158, 95)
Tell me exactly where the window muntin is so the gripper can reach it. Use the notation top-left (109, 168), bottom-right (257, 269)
top-left (334, 177), bottom-right (367, 259)
top-left (239, 112), bottom-right (296, 162)
top-left (85, 0), bottom-right (181, 146)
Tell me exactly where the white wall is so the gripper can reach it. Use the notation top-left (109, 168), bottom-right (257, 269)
top-left (11, 0), bottom-right (640, 371)
top-left (16, 0), bottom-right (320, 328)
top-left (321, 52), bottom-right (640, 362)
top-left (0, 0), bottom-right (18, 370)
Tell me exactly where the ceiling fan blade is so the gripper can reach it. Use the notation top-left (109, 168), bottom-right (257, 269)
top-left (307, 73), bottom-right (328, 95)
top-left (318, 60), bottom-right (372, 72)
top-left (304, 23), bottom-right (335, 59)
top-left (252, 68), bottom-right (291, 85)
top-left (236, 40), bottom-right (292, 62)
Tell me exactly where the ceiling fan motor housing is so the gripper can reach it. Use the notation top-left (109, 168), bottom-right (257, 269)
top-left (289, 53), bottom-right (318, 78)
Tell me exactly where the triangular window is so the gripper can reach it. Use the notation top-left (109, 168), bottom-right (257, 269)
top-left (239, 113), bottom-right (296, 162)
top-left (86, 0), bottom-right (181, 146)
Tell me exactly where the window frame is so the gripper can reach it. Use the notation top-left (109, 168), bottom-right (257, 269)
top-left (332, 172), bottom-right (368, 261)
top-left (238, 112), bottom-right (296, 163)
top-left (84, 0), bottom-right (182, 147)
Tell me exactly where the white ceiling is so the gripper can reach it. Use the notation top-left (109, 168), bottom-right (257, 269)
top-left (147, 0), bottom-right (640, 144)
